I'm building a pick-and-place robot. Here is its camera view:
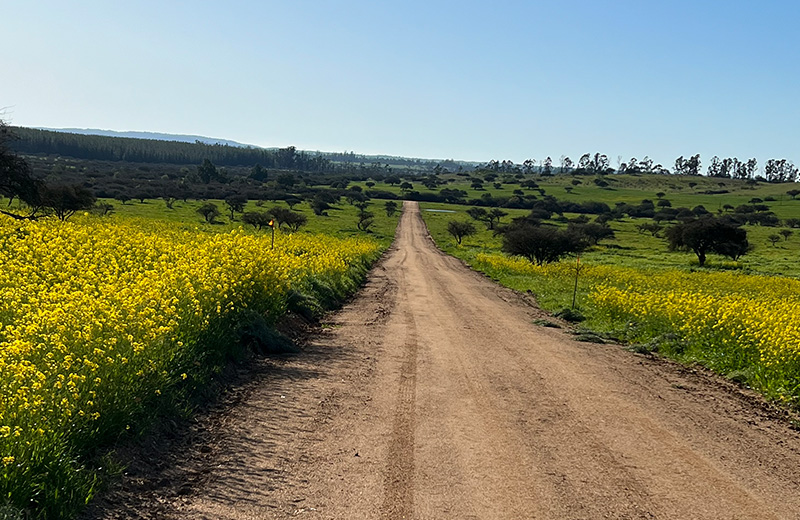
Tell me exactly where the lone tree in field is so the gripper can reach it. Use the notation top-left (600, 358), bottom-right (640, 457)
top-left (501, 223), bottom-right (585, 265)
top-left (197, 202), bottom-right (221, 223)
top-left (447, 220), bottom-right (476, 245)
top-left (384, 200), bottom-right (398, 217)
top-left (41, 184), bottom-right (96, 221)
top-left (224, 194), bottom-right (248, 220)
top-left (283, 211), bottom-right (307, 232)
top-left (780, 229), bottom-right (793, 241)
top-left (285, 196), bottom-right (302, 210)
top-left (665, 216), bottom-right (749, 266)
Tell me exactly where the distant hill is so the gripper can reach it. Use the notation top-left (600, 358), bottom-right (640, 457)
top-left (24, 127), bottom-right (480, 170)
top-left (35, 128), bottom-right (258, 148)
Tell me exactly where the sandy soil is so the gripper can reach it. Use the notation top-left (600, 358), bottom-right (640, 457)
top-left (85, 201), bottom-right (800, 519)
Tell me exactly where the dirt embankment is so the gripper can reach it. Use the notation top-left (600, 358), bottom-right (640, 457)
top-left (85, 201), bottom-right (800, 519)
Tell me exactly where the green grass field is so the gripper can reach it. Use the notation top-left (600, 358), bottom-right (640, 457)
top-left (88, 197), bottom-right (400, 249)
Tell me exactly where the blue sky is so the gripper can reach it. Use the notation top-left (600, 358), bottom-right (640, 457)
top-left (3, 1), bottom-right (799, 169)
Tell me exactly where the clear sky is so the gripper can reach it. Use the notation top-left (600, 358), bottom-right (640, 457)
top-left (3, 1), bottom-right (799, 169)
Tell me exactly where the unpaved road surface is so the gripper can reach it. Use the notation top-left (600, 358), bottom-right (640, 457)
top-left (88, 201), bottom-right (800, 519)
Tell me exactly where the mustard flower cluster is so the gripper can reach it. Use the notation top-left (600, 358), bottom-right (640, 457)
top-left (0, 215), bottom-right (380, 515)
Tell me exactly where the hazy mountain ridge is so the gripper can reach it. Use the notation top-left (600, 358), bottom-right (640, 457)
top-left (35, 128), bottom-right (256, 148)
top-left (31, 127), bottom-right (480, 167)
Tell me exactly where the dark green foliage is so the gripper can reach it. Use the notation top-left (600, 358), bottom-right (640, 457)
top-left (785, 218), bottom-right (800, 228)
top-left (555, 308), bottom-right (586, 323)
top-left (501, 223), bottom-right (585, 265)
top-left (40, 184), bottom-right (96, 221)
top-left (261, 207), bottom-right (306, 231)
top-left (249, 163), bottom-right (268, 182)
top-left (567, 222), bottom-right (615, 245)
top-left (311, 196), bottom-right (331, 216)
top-left (439, 188), bottom-right (468, 203)
top-left (241, 211), bottom-right (272, 230)
top-left (267, 207), bottom-right (296, 229)
top-left (355, 201), bottom-right (374, 232)
top-left (10, 127), bottom-right (334, 172)
top-left (636, 222), bottom-right (663, 236)
top-left (285, 196), bottom-right (302, 209)
top-left (224, 194), bottom-right (247, 220)
top-left (197, 158), bottom-right (218, 184)
top-left (447, 220), bottom-right (476, 244)
top-left (357, 210), bottom-right (374, 232)
top-left (93, 202), bottom-right (115, 216)
top-left (0, 121), bottom-right (46, 219)
top-left (237, 311), bottom-right (299, 355)
top-left (196, 202), bottom-right (221, 223)
top-left (384, 200), bottom-right (398, 217)
top-left (466, 206), bottom-right (488, 224)
top-left (276, 173), bottom-right (296, 189)
top-left (282, 211), bottom-right (307, 232)
top-left (532, 319), bottom-right (561, 328)
top-left (665, 216), bottom-right (750, 265)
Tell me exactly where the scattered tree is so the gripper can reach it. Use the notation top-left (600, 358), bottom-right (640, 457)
top-left (568, 222), bottom-right (615, 245)
top-left (242, 211), bottom-right (272, 230)
top-left (501, 223), bottom-right (584, 265)
top-left (224, 194), bottom-right (247, 220)
top-left (636, 222), bottom-right (663, 236)
top-left (283, 211), bottom-right (307, 232)
top-left (447, 220), bottom-right (476, 245)
top-left (665, 216), bottom-right (749, 266)
top-left (285, 196), bottom-right (302, 209)
top-left (93, 202), bottom-right (114, 216)
top-left (267, 207), bottom-right (296, 229)
top-left (41, 184), bottom-right (96, 221)
top-left (196, 202), bottom-right (221, 223)
top-left (384, 200), bottom-right (399, 217)
top-left (355, 201), bottom-right (374, 232)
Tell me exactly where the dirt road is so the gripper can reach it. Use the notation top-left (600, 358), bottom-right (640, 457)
top-left (90, 201), bottom-right (800, 519)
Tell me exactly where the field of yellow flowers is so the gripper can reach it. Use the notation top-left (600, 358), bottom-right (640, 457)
top-left (473, 253), bottom-right (800, 406)
top-left (0, 215), bottom-right (381, 518)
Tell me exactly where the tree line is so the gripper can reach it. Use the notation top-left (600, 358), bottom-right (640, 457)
top-left (480, 153), bottom-right (798, 182)
top-left (9, 127), bottom-right (465, 175)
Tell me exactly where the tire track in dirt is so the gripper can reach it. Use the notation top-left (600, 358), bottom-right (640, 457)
top-left (381, 307), bottom-right (418, 518)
